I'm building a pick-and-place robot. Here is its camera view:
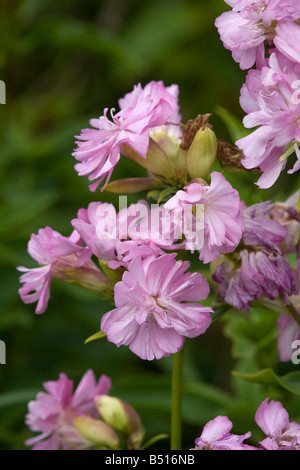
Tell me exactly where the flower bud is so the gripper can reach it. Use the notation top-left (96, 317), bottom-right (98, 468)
top-left (175, 147), bottom-right (187, 178)
top-left (95, 395), bottom-right (145, 448)
top-left (63, 264), bottom-right (112, 294)
top-left (105, 177), bottom-right (159, 194)
top-left (98, 260), bottom-right (124, 286)
top-left (121, 140), bottom-right (174, 178)
top-left (186, 127), bottom-right (217, 180)
top-left (73, 416), bottom-right (120, 449)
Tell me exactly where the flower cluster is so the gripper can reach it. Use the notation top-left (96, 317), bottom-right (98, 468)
top-left (72, 81), bottom-right (181, 191)
top-left (212, 200), bottom-right (297, 311)
top-left (216, 1), bottom-right (300, 187)
top-left (25, 370), bottom-right (112, 450)
top-left (18, 80), bottom-right (223, 363)
top-left (25, 370), bottom-right (145, 450)
top-left (18, 17), bottom-right (300, 449)
top-left (18, 226), bottom-right (112, 314)
top-left (101, 253), bottom-right (213, 360)
top-left (193, 397), bottom-right (300, 450)
top-left (164, 171), bottom-right (244, 263)
top-left (18, 74), bottom-right (300, 366)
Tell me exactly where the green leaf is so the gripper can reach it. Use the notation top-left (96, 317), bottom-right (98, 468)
top-left (157, 187), bottom-right (177, 204)
top-left (0, 390), bottom-right (38, 409)
top-left (184, 381), bottom-right (234, 408)
top-left (141, 434), bottom-right (169, 450)
top-left (84, 330), bottom-right (107, 344)
top-left (232, 368), bottom-right (300, 396)
top-left (0, 191), bottom-right (57, 235)
top-left (147, 190), bottom-right (162, 202)
top-left (105, 177), bottom-right (159, 194)
top-left (223, 309), bottom-right (278, 362)
top-left (215, 105), bottom-right (249, 142)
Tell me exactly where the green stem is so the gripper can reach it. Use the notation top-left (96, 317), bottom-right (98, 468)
top-left (171, 345), bottom-right (185, 450)
top-left (286, 303), bottom-right (300, 327)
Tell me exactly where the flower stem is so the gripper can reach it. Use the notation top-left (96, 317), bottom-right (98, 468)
top-left (287, 302), bottom-right (300, 327)
top-left (171, 345), bottom-right (185, 450)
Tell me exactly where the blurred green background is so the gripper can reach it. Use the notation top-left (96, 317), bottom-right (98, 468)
top-left (0, 0), bottom-right (299, 450)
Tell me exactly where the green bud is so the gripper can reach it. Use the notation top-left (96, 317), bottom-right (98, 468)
top-left (121, 140), bottom-right (174, 178)
top-left (98, 260), bottom-right (124, 286)
top-left (105, 177), bottom-right (159, 194)
top-left (73, 416), bottom-right (120, 449)
top-left (175, 147), bottom-right (187, 177)
top-left (63, 265), bottom-right (112, 294)
top-left (95, 395), bottom-right (145, 448)
top-left (186, 127), bottom-right (217, 180)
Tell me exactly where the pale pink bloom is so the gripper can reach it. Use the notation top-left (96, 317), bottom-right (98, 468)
top-left (71, 202), bottom-right (119, 262)
top-left (25, 370), bottom-right (111, 450)
top-left (193, 416), bottom-right (254, 450)
top-left (73, 81), bottom-right (180, 191)
top-left (215, 0), bottom-right (300, 70)
top-left (236, 52), bottom-right (300, 188)
top-left (148, 83), bottom-right (182, 141)
top-left (101, 253), bottom-right (213, 360)
top-left (164, 172), bottom-right (244, 263)
top-left (71, 200), bottom-right (177, 270)
top-left (108, 202), bottom-right (179, 269)
top-left (255, 398), bottom-right (300, 450)
top-left (18, 227), bottom-right (110, 314)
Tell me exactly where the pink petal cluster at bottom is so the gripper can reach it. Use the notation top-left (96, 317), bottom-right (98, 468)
top-left (101, 253), bottom-right (213, 360)
top-left (25, 370), bottom-right (111, 450)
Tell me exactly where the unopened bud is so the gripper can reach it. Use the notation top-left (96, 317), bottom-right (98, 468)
top-left (105, 177), bottom-right (159, 194)
top-left (64, 265), bottom-right (112, 294)
top-left (121, 140), bottom-right (174, 178)
top-left (73, 416), bottom-right (120, 449)
top-left (95, 395), bottom-right (145, 448)
top-left (175, 147), bottom-right (187, 178)
top-left (98, 260), bottom-right (124, 286)
top-left (186, 127), bottom-right (217, 180)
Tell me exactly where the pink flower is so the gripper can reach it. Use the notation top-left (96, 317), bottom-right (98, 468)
top-left (193, 416), bottom-right (254, 450)
top-left (18, 227), bottom-right (111, 314)
top-left (212, 201), bottom-right (297, 311)
top-left (164, 172), bottom-right (244, 263)
top-left (25, 370), bottom-right (111, 450)
top-left (215, 1), bottom-right (300, 70)
top-left (236, 52), bottom-right (300, 188)
top-left (148, 83), bottom-right (182, 141)
top-left (101, 253), bottom-right (213, 360)
top-left (71, 202), bottom-right (119, 262)
top-left (255, 398), bottom-right (300, 450)
top-left (242, 201), bottom-right (287, 249)
top-left (73, 81), bottom-right (180, 191)
top-left (71, 200), bottom-right (178, 271)
top-left (213, 248), bottom-right (297, 311)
